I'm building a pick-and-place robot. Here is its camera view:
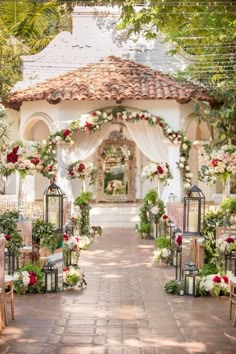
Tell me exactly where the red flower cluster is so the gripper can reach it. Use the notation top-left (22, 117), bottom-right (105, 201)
top-left (28, 271), bottom-right (37, 286)
top-left (63, 233), bottom-right (69, 241)
top-left (212, 158), bottom-right (221, 167)
top-left (225, 237), bottom-right (235, 243)
top-left (5, 234), bottom-right (11, 241)
top-left (85, 122), bottom-right (93, 134)
top-left (63, 129), bottom-right (71, 138)
top-left (212, 275), bottom-right (221, 283)
top-left (7, 146), bottom-right (19, 164)
top-left (162, 214), bottom-right (168, 220)
top-left (157, 165), bottom-right (164, 174)
top-left (78, 163), bottom-right (85, 173)
top-left (31, 157), bottom-right (40, 165)
top-left (68, 168), bottom-right (74, 176)
top-left (222, 275), bottom-right (229, 284)
top-left (175, 234), bottom-right (182, 247)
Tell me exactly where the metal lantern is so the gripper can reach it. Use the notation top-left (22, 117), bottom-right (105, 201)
top-left (44, 183), bottom-right (64, 233)
top-left (183, 185), bottom-right (205, 236)
top-left (43, 260), bottom-right (58, 292)
top-left (224, 251), bottom-right (236, 276)
top-left (5, 250), bottom-right (19, 275)
top-left (183, 262), bottom-right (199, 296)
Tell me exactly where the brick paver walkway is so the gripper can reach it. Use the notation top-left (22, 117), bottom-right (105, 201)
top-left (0, 229), bottom-right (236, 353)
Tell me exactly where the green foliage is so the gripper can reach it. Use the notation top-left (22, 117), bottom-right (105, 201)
top-left (164, 279), bottom-right (183, 295)
top-left (220, 197), bottom-right (236, 214)
top-left (74, 192), bottom-right (93, 235)
top-left (155, 236), bottom-right (171, 249)
top-left (32, 219), bottom-right (60, 253)
top-left (0, 209), bottom-right (23, 254)
top-left (199, 263), bottom-right (218, 277)
top-left (74, 191), bottom-right (93, 206)
top-left (202, 210), bottom-right (225, 265)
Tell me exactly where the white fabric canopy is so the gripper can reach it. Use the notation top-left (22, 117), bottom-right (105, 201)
top-left (125, 120), bottom-right (169, 162)
top-left (69, 123), bottom-right (111, 161)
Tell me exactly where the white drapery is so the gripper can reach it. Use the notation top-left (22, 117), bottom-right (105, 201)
top-left (69, 123), bottom-right (111, 161)
top-left (125, 120), bottom-right (169, 162)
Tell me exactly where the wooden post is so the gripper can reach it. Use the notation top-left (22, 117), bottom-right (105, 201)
top-left (0, 239), bottom-right (5, 332)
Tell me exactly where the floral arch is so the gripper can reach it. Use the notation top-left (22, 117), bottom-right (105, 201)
top-left (0, 106), bottom-right (193, 191)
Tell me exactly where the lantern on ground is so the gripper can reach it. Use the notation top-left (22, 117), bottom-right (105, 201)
top-left (44, 183), bottom-right (64, 233)
top-left (183, 262), bottom-right (199, 296)
top-left (5, 250), bottom-right (19, 275)
top-left (43, 260), bottom-right (58, 292)
top-left (183, 185), bottom-right (205, 236)
top-left (225, 251), bottom-right (236, 276)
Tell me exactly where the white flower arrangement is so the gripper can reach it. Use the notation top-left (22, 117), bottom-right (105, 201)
top-left (63, 265), bottom-right (84, 287)
top-left (199, 274), bottom-right (230, 296)
top-left (216, 235), bottom-right (236, 254)
top-left (66, 160), bottom-right (97, 184)
top-left (152, 248), bottom-right (171, 264)
top-left (141, 162), bottom-right (173, 185)
top-left (198, 145), bottom-right (236, 184)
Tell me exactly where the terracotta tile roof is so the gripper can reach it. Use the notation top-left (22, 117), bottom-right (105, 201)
top-left (5, 56), bottom-right (214, 110)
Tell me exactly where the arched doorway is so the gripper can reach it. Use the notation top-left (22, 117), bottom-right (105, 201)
top-left (96, 137), bottom-right (136, 202)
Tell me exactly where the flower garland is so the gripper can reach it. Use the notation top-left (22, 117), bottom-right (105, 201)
top-left (66, 160), bottom-right (97, 184)
top-left (198, 144), bottom-right (236, 185)
top-left (44, 108), bottom-right (192, 188)
top-left (141, 162), bottom-right (173, 186)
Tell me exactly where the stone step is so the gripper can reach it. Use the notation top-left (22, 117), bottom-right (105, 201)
top-left (90, 204), bottom-right (140, 228)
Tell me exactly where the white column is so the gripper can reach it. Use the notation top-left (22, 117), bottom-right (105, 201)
top-left (56, 143), bottom-right (74, 201)
top-left (164, 143), bottom-right (182, 202)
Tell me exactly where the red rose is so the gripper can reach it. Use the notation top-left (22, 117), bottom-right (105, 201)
top-left (78, 163), bottom-right (85, 173)
top-left (75, 237), bottom-right (80, 242)
top-left (5, 234), bottom-right (11, 241)
top-left (162, 214), bottom-right (168, 220)
top-left (69, 169), bottom-right (74, 176)
top-left (225, 237), bottom-right (235, 243)
top-left (28, 271), bottom-right (37, 286)
top-left (175, 234), bottom-right (182, 247)
top-left (157, 166), bottom-right (164, 174)
top-left (63, 129), bottom-right (71, 138)
top-left (63, 233), bottom-right (69, 241)
top-left (141, 114), bottom-right (146, 119)
top-left (12, 146), bottom-right (19, 154)
top-left (31, 157), bottom-right (40, 165)
top-left (7, 152), bottom-right (18, 163)
top-left (85, 122), bottom-right (93, 133)
top-left (92, 112), bottom-right (97, 116)
top-left (136, 113), bottom-right (140, 119)
top-left (63, 267), bottom-right (69, 272)
top-left (212, 159), bottom-right (220, 167)
top-left (212, 275), bottom-right (221, 283)
top-left (222, 275), bottom-right (229, 284)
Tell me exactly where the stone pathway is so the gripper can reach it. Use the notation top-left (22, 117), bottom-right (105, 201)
top-left (0, 228), bottom-right (236, 353)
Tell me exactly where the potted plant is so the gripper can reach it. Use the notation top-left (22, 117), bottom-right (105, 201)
top-left (220, 197), bottom-right (236, 225)
top-left (32, 219), bottom-right (61, 257)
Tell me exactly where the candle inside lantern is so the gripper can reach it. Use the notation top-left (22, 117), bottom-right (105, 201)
top-left (187, 277), bottom-right (194, 295)
top-left (188, 211), bottom-right (198, 232)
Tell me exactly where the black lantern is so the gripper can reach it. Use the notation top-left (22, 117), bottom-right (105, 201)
top-left (43, 260), bottom-right (58, 292)
top-left (44, 183), bottom-right (64, 233)
top-left (183, 262), bottom-right (199, 296)
top-left (183, 185), bottom-right (205, 236)
top-left (5, 250), bottom-right (19, 275)
top-left (225, 251), bottom-right (236, 276)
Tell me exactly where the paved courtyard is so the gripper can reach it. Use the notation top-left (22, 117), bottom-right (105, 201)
top-left (0, 228), bottom-right (235, 354)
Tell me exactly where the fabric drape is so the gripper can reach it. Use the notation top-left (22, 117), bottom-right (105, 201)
top-left (125, 120), bottom-right (169, 162)
top-left (69, 123), bottom-right (111, 161)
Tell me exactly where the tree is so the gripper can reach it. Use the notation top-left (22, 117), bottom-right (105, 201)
top-left (112, 0), bottom-right (236, 146)
top-left (0, 0), bottom-right (72, 100)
